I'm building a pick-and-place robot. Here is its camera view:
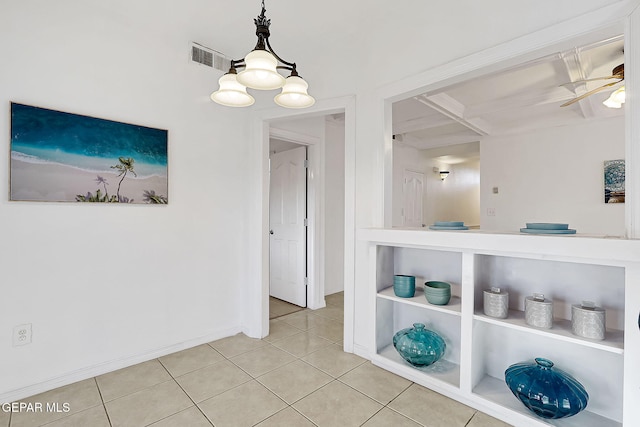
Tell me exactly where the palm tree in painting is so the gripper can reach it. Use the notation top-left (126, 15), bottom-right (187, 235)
top-left (110, 157), bottom-right (137, 200)
top-left (94, 175), bottom-right (109, 195)
top-left (142, 190), bottom-right (168, 204)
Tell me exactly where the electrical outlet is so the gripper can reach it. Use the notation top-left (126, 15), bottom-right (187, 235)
top-left (487, 208), bottom-right (496, 216)
top-left (13, 323), bottom-right (32, 347)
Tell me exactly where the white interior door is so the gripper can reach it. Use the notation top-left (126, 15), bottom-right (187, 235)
top-left (269, 146), bottom-right (307, 307)
top-left (403, 170), bottom-right (424, 227)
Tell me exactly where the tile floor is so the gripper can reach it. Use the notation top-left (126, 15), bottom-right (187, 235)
top-left (3, 292), bottom-right (512, 427)
top-left (268, 297), bottom-right (305, 320)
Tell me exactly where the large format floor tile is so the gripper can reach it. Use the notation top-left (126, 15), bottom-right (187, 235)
top-left (254, 407), bottom-right (315, 427)
top-left (361, 407), bottom-right (422, 427)
top-left (270, 330), bottom-right (333, 358)
top-left (148, 406), bottom-right (212, 427)
top-left (388, 383), bottom-right (476, 427)
top-left (278, 310), bottom-right (327, 331)
top-left (339, 362), bottom-right (412, 405)
top-left (198, 380), bottom-right (286, 427)
top-left (208, 333), bottom-right (268, 358)
top-left (104, 380), bottom-right (192, 427)
top-left (230, 345), bottom-right (297, 377)
top-left (9, 379), bottom-right (102, 427)
top-left (467, 411), bottom-right (513, 427)
top-left (0, 410), bottom-right (9, 427)
top-left (257, 360), bottom-right (333, 404)
top-left (263, 319), bottom-right (303, 343)
top-left (175, 359), bottom-right (251, 403)
top-left (293, 381), bottom-right (382, 427)
top-left (158, 344), bottom-right (223, 377)
top-left (96, 360), bottom-right (171, 402)
top-left (41, 405), bottom-right (110, 427)
top-left (302, 343), bottom-right (366, 378)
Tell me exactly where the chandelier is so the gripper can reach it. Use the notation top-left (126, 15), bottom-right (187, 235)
top-left (210, 0), bottom-right (315, 109)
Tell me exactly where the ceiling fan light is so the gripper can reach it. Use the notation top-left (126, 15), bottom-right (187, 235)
top-left (274, 76), bottom-right (315, 108)
top-left (603, 86), bottom-right (625, 109)
top-left (210, 73), bottom-right (255, 107)
top-left (237, 50), bottom-right (286, 90)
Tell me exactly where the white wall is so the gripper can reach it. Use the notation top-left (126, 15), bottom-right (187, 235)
top-left (324, 119), bottom-right (345, 295)
top-left (0, 1), bottom-right (251, 400)
top-left (426, 159), bottom-right (481, 227)
top-left (481, 117), bottom-right (625, 235)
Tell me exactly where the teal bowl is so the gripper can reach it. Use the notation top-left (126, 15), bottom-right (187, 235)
top-left (525, 223), bottom-right (569, 230)
top-left (425, 281), bottom-right (451, 292)
top-left (425, 292), bottom-right (451, 305)
top-left (434, 221), bottom-right (464, 227)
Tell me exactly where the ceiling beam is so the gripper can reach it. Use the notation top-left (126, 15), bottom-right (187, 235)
top-left (417, 93), bottom-right (491, 136)
top-left (393, 113), bottom-right (456, 135)
top-left (559, 48), bottom-right (597, 118)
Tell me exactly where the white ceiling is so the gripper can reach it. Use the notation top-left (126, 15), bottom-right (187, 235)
top-left (392, 36), bottom-right (625, 152)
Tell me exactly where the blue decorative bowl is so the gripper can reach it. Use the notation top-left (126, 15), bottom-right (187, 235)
top-left (505, 358), bottom-right (588, 419)
top-left (392, 323), bottom-right (446, 367)
top-left (525, 223), bottom-right (569, 230)
top-left (434, 221), bottom-right (464, 227)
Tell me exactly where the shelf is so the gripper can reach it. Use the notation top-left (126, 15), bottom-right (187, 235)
top-left (473, 375), bottom-right (621, 427)
top-left (473, 309), bottom-right (624, 354)
top-left (375, 344), bottom-right (460, 389)
top-left (377, 286), bottom-right (462, 316)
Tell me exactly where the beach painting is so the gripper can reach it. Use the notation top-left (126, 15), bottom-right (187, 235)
top-left (10, 103), bottom-right (168, 204)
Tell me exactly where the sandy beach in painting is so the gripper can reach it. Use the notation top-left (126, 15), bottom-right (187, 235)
top-left (11, 158), bottom-right (168, 203)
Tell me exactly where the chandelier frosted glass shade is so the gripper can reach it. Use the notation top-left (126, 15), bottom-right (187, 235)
top-left (274, 75), bottom-right (316, 108)
top-left (210, 73), bottom-right (255, 107)
top-left (603, 86), bottom-right (625, 108)
top-left (237, 50), bottom-right (286, 90)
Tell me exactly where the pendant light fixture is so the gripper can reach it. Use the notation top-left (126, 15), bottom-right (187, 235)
top-left (210, 0), bottom-right (315, 108)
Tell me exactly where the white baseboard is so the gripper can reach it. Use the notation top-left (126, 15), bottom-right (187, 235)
top-left (353, 343), bottom-right (371, 360)
top-left (0, 325), bottom-right (241, 404)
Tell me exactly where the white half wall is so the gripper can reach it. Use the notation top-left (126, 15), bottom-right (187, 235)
top-left (480, 117), bottom-right (625, 235)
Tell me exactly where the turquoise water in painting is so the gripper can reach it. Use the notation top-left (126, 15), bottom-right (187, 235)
top-left (11, 103), bottom-right (167, 178)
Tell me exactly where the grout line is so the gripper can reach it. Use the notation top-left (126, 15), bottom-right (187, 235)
top-left (93, 378), bottom-right (114, 427)
top-left (155, 359), bottom-right (215, 427)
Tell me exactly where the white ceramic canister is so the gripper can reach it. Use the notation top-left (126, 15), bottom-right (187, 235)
top-left (571, 301), bottom-right (606, 340)
top-left (524, 293), bottom-right (553, 329)
top-left (483, 287), bottom-right (509, 319)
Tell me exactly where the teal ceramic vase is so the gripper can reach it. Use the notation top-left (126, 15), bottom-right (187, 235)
top-left (392, 323), bottom-right (446, 367)
top-left (505, 357), bottom-right (588, 419)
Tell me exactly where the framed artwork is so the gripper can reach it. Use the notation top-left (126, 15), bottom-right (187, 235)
top-left (10, 103), bottom-right (168, 204)
top-left (604, 159), bottom-right (625, 204)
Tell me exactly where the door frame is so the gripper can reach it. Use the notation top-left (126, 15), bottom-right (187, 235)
top-left (269, 131), bottom-right (317, 308)
top-left (244, 95), bottom-right (356, 351)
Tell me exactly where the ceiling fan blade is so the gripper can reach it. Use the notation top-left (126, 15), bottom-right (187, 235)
top-left (560, 81), bottom-right (621, 107)
top-left (560, 75), bottom-right (621, 86)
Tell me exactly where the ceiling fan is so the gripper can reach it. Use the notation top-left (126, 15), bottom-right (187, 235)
top-left (560, 63), bottom-right (624, 107)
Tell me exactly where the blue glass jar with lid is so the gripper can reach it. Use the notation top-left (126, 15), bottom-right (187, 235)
top-left (504, 357), bottom-right (588, 419)
top-left (392, 323), bottom-right (446, 367)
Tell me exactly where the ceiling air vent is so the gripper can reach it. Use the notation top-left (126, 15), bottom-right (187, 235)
top-left (191, 42), bottom-right (230, 72)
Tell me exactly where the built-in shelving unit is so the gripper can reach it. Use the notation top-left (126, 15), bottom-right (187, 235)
top-left (360, 228), bottom-right (640, 427)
